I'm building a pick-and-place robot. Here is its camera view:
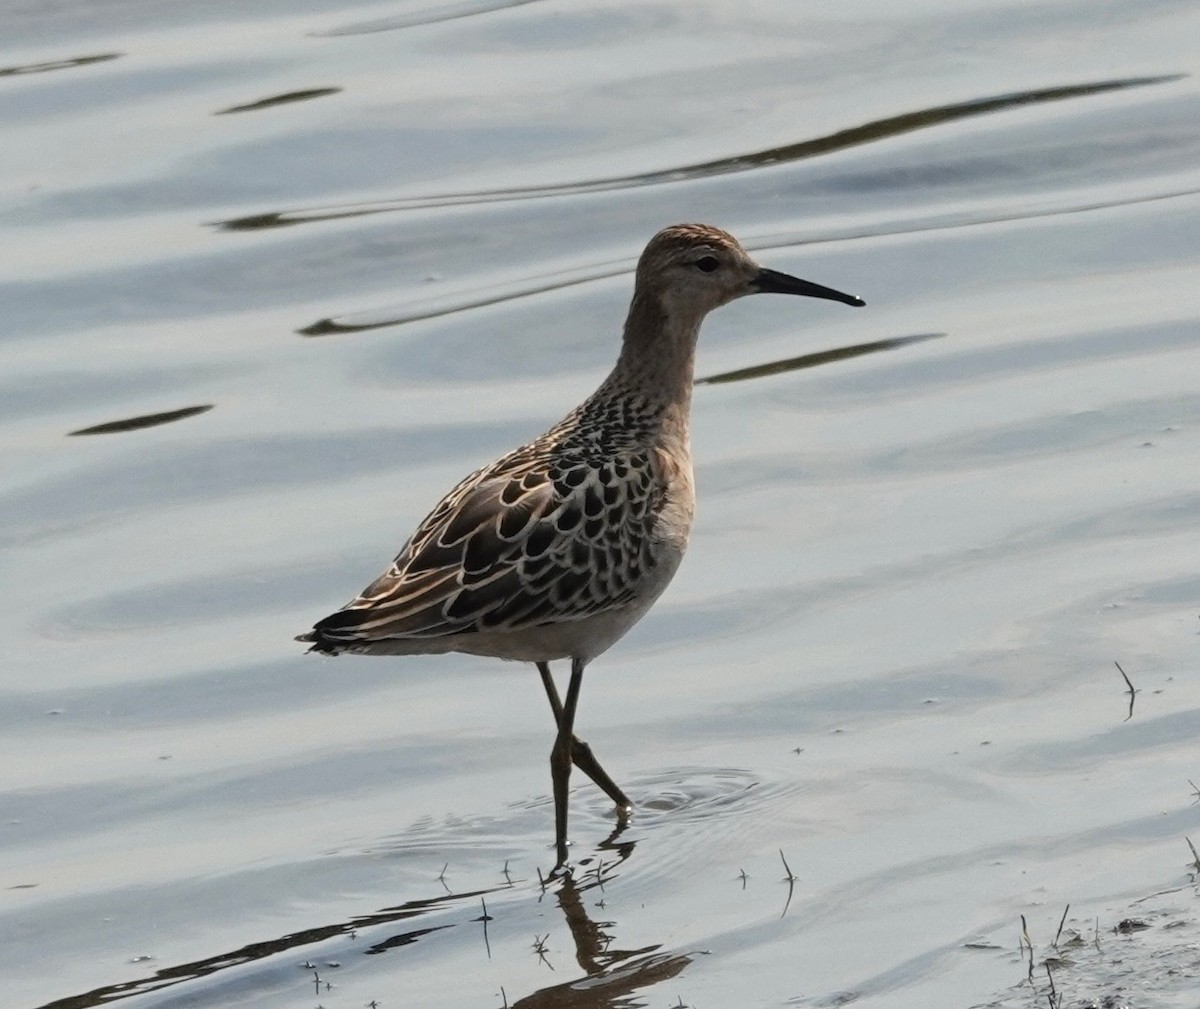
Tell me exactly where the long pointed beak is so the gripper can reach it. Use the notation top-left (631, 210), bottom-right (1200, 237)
top-left (753, 267), bottom-right (865, 307)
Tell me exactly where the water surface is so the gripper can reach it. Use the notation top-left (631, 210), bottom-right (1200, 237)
top-left (3, 1), bottom-right (1200, 1007)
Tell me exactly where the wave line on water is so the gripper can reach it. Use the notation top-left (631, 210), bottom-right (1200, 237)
top-left (28, 885), bottom-right (501, 1009)
top-left (311, 0), bottom-right (544, 37)
top-left (68, 405), bottom-right (214, 437)
top-left (215, 88), bottom-right (342, 115)
top-left (296, 183), bottom-right (1199, 338)
top-left (0, 53), bottom-right (121, 77)
top-left (216, 74), bottom-right (1184, 233)
top-left (696, 333), bottom-right (947, 386)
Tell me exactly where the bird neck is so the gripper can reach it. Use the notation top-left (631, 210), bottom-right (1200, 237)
top-left (608, 288), bottom-right (700, 421)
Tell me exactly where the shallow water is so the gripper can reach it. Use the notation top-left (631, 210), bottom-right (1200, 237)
top-left (3, 1), bottom-right (1200, 1007)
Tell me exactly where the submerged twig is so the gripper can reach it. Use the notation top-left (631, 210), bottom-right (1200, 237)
top-left (532, 933), bottom-right (553, 970)
top-left (1115, 661), bottom-right (1138, 721)
top-left (1186, 836), bottom-right (1200, 874)
top-left (1020, 914), bottom-right (1034, 983)
top-left (1045, 961), bottom-right (1059, 1009)
top-left (779, 849), bottom-right (797, 881)
top-left (477, 897), bottom-right (493, 959)
top-left (1052, 904), bottom-right (1070, 947)
top-left (779, 849), bottom-right (797, 918)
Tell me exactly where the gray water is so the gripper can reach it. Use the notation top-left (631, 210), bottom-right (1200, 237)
top-left (3, 1), bottom-right (1200, 1007)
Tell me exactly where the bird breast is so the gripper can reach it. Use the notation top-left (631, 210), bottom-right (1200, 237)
top-left (649, 440), bottom-right (695, 554)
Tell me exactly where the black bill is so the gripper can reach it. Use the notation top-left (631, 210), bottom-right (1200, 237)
top-left (754, 267), bottom-right (865, 307)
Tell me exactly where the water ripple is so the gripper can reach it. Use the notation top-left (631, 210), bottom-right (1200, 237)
top-left (215, 74), bottom-right (1182, 233)
top-left (696, 333), bottom-right (945, 386)
top-left (0, 53), bottom-right (120, 77)
top-left (67, 404), bottom-right (213, 436)
top-left (215, 87), bottom-right (342, 115)
top-left (296, 183), bottom-right (1198, 337)
top-left (313, 0), bottom-right (544, 37)
top-left (30, 886), bottom-right (496, 1009)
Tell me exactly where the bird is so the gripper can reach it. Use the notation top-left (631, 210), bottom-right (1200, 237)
top-left (298, 223), bottom-right (864, 868)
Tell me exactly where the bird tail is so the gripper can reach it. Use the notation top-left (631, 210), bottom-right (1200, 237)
top-left (294, 627), bottom-right (343, 655)
top-left (297, 602), bottom-right (391, 654)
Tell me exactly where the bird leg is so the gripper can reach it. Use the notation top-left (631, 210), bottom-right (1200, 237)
top-left (537, 662), bottom-right (632, 816)
top-left (549, 659), bottom-right (585, 867)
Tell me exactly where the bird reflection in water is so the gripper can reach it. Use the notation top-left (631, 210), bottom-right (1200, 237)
top-left (511, 841), bottom-right (693, 1009)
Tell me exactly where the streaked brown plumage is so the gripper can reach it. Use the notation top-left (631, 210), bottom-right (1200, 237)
top-left (298, 223), bottom-right (864, 868)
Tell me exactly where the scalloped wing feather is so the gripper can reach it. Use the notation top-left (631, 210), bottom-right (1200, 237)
top-left (308, 448), bottom-right (659, 648)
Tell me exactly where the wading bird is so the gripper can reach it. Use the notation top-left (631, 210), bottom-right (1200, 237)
top-left (298, 224), bottom-right (864, 868)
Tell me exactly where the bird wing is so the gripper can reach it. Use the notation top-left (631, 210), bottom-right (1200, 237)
top-left (306, 448), bottom-right (659, 647)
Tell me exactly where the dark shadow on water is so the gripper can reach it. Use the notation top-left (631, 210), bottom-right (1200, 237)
top-left (696, 333), bottom-right (946, 386)
top-left (297, 267), bottom-right (625, 336)
top-left (32, 831), bottom-right (690, 1009)
top-left (312, 0), bottom-right (544, 37)
top-left (215, 88), bottom-right (341, 115)
top-left (30, 885), bottom-right (499, 1009)
top-left (215, 74), bottom-right (1182, 232)
top-left (514, 876), bottom-right (690, 1008)
top-left (0, 53), bottom-right (121, 77)
top-left (295, 179), bottom-right (1198, 338)
top-left (67, 405), bottom-right (213, 436)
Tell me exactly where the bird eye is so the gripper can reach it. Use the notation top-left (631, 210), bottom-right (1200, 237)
top-left (695, 255), bottom-right (719, 273)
